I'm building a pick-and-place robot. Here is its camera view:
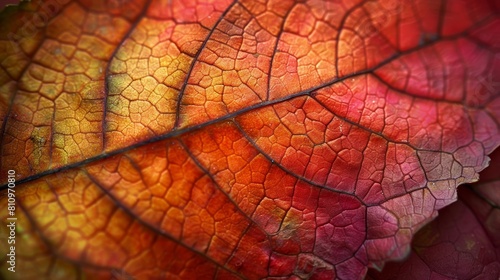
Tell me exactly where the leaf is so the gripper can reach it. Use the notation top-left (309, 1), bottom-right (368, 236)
top-left (0, 0), bottom-right (499, 279)
top-left (367, 148), bottom-right (500, 279)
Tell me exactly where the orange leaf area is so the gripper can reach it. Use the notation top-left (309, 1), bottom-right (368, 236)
top-left (0, 0), bottom-right (499, 279)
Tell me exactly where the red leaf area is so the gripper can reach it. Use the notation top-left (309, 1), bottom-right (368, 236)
top-left (0, 0), bottom-right (499, 279)
top-left (368, 148), bottom-right (500, 279)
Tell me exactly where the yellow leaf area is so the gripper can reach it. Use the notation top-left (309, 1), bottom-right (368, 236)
top-left (0, 0), bottom-right (499, 279)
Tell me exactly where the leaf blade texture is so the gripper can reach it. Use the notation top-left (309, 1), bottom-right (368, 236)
top-left (367, 148), bottom-right (500, 279)
top-left (0, 0), bottom-right (499, 279)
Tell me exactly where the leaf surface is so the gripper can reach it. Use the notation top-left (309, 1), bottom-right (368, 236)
top-left (367, 148), bottom-right (500, 279)
top-left (0, 0), bottom-right (499, 279)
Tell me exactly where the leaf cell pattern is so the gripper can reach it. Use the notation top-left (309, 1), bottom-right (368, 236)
top-left (367, 148), bottom-right (500, 279)
top-left (0, 0), bottom-right (499, 279)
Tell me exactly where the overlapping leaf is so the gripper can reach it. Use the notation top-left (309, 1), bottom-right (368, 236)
top-left (0, 0), bottom-right (499, 279)
top-left (368, 148), bottom-right (500, 279)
